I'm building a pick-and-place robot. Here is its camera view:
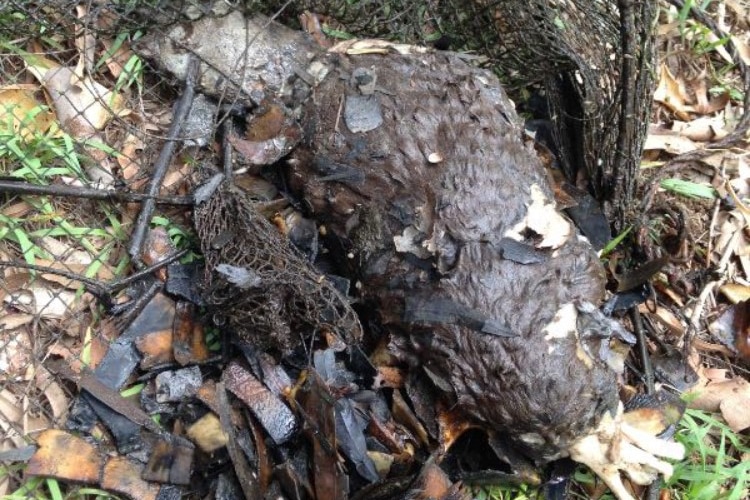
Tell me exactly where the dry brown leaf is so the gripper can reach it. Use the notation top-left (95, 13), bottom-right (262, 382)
top-left (162, 161), bottom-right (193, 195)
top-left (0, 313), bottom-right (34, 330)
top-left (100, 38), bottom-right (134, 80)
top-left (0, 389), bottom-right (26, 449)
top-left (727, 155), bottom-right (750, 201)
top-left (0, 390), bottom-right (23, 426)
top-left (117, 133), bottom-right (145, 180)
top-left (26, 429), bottom-right (103, 482)
top-left (672, 117), bottom-right (729, 142)
top-left (38, 237), bottom-right (114, 280)
top-left (24, 55), bottom-right (128, 186)
top-left (0, 86), bottom-right (60, 141)
top-left (652, 281), bottom-right (685, 307)
top-left (4, 283), bottom-right (78, 319)
top-left (657, 20), bottom-right (680, 37)
top-left (34, 366), bottom-right (70, 422)
top-left (687, 376), bottom-right (750, 432)
top-left (689, 78), bottom-right (730, 115)
top-left (725, 0), bottom-right (750, 29)
top-left (46, 343), bottom-right (86, 372)
top-left (653, 64), bottom-right (693, 120)
top-left (721, 397), bottom-right (750, 432)
top-left (2, 200), bottom-right (33, 219)
top-left (719, 282), bottom-right (750, 303)
top-left (33, 259), bottom-right (88, 289)
top-left (692, 338), bottom-right (736, 357)
top-left (75, 5), bottom-right (97, 74)
top-left (644, 129), bottom-right (700, 155)
top-left (22, 395), bottom-right (50, 435)
top-left (711, 210), bottom-right (745, 264)
top-left (637, 303), bottom-right (685, 337)
top-left (721, 33), bottom-right (750, 65)
top-left (0, 326), bottom-right (32, 379)
top-left (26, 62), bottom-right (126, 133)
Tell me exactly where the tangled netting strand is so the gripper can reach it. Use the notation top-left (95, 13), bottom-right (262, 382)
top-left (194, 181), bottom-right (362, 354)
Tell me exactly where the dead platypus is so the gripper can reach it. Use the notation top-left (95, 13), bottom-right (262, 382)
top-left (137, 13), bottom-right (684, 499)
top-left (284, 43), bottom-right (684, 499)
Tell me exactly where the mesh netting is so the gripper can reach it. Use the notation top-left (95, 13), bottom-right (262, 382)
top-left (194, 179), bottom-right (362, 354)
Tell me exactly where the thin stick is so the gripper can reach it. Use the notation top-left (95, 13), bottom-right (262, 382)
top-left (0, 179), bottom-right (193, 205)
top-left (0, 249), bottom-right (187, 308)
top-left (128, 56), bottom-right (200, 265)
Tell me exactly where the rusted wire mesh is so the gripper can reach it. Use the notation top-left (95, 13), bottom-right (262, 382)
top-left (0, 0), bottom-right (654, 496)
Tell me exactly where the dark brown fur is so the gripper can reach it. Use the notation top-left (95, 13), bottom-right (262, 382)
top-left (288, 50), bottom-right (618, 463)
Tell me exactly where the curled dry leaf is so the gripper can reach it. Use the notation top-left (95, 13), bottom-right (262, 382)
top-left (644, 128), bottom-right (700, 155)
top-left (0, 86), bottom-right (60, 141)
top-left (23, 52), bottom-right (128, 186)
top-left (25, 61), bottom-right (126, 134)
top-left (653, 64), bottom-right (693, 121)
top-left (330, 39), bottom-right (430, 55)
top-left (689, 78), bottom-right (730, 116)
top-left (687, 374), bottom-right (750, 432)
top-left (672, 117), bottom-right (729, 142)
top-left (0, 389), bottom-right (26, 448)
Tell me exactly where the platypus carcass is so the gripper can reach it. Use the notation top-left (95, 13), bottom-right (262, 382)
top-left (286, 45), bottom-right (684, 500)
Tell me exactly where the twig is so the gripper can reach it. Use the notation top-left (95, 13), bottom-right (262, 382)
top-left (0, 249), bottom-right (187, 310)
top-left (630, 307), bottom-right (655, 394)
top-left (613, 0), bottom-right (639, 224)
top-left (222, 118), bottom-right (234, 180)
top-left (0, 178), bottom-right (193, 205)
top-left (47, 358), bottom-right (162, 434)
top-left (128, 56), bottom-right (200, 265)
top-left (217, 381), bottom-right (260, 500)
top-left (686, 279), bottom-right (724, 338)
